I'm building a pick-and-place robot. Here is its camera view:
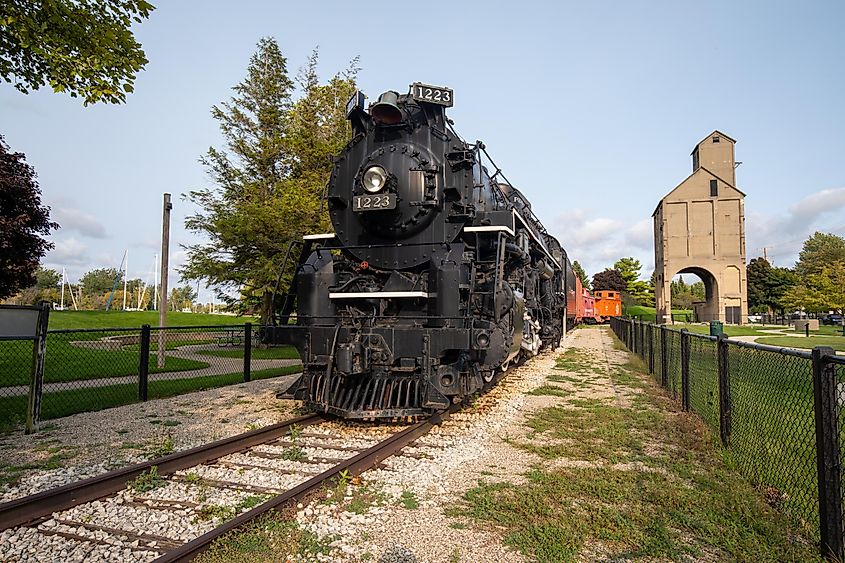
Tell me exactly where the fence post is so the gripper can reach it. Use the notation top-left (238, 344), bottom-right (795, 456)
top-left (660, 325), bottom-right (668, 388)
top-left (717, 333), bottom-right (732, 447)
top-left (243, 322), bottom-right (252, 382)
top-left (812, 346), bottom-right (844, 561)
top-left (139, 325), bottom-right (150, 401)
top-left (25, 302), bottom-right (50, 435)
top-left (680, 329), bottom-right (690, 411)
top-left (639, 321), bottom-right (644, 357)
top-left (648, 324), bottom-right (655, 374)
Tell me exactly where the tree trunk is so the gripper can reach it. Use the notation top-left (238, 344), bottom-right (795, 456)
top-left (259, 291), bottom-right (274, 327)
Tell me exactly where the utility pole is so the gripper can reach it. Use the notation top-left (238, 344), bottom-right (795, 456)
top-left (158, 194), bottom-right (172, 369)
top-left (763, 247), bottom-right (769, 264)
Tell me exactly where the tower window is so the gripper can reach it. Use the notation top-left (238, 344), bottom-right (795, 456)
top-left (713, 136), bottom-right (720, 143)
top-left (710, 179), bottom-right (718, 196)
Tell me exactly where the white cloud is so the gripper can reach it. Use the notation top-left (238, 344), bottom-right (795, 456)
top-left (550, 208), bottom-right (652, 281)
top-left (44, 238), bottom-right (89, 266)
top-left (624, 218), bottom-right (653, 250)
top-left (746, 187), bottom-right (845, 266)
top-left (789, 188), bottom-right (845, 222)
top-left (50, 205), bottom-right (108, 238)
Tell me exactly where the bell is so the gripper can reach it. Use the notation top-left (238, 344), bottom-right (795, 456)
top-left (370, 91), bottom-right (402, 125)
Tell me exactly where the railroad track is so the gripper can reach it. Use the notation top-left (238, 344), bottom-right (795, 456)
top-left (0, 410), bottom-right (453, 562)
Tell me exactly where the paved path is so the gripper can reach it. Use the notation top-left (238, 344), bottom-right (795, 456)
top-left (723, 328), bottom-right (844, 354)
top-left (1, 343), bottom-right (301, 397)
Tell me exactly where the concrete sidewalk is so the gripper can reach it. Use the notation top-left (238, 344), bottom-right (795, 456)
top-left (1, 343), bottom-right (301, 397)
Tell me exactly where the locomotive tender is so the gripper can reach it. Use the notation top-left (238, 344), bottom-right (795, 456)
top-left (266, 83), bottom-right (576, 419)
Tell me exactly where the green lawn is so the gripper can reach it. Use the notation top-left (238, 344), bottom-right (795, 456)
top-left (669, 323), bottom-right (784, 337)
top-left (48, 311), bottom-right (257, 330)
top-left (612, 325), bottom-right (833, 540)
top-left (624, 306), bottom-right (693, 322)
top-left (0, 365), bottom-right (303, 431)
top-left (0, 338), bottom-right (209, 387)
top-left (794, 324), bottom-right (845, 336)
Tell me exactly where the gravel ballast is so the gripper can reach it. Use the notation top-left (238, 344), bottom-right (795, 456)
top-left (0, 373), bottom-right (301, 502)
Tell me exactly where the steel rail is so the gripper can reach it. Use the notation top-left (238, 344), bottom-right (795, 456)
top-left (0, 413), bottom-right (322, 531)
top-left (154, 408), bottom-right (454, 563)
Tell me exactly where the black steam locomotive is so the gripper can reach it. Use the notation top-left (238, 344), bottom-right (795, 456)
top-left (266, 83), bottom-right (570, 419)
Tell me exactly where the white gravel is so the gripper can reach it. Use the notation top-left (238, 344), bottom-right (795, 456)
top-left (0, 373), bottom-right (301, 502)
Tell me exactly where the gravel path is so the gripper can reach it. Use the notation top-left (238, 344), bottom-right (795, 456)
top-left (0, 373), bottom-right (302, 502)
top-left (267, 328), bottom-right (637, 562)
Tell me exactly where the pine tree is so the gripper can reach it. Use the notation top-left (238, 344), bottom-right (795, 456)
top-left (181, 39), bottom-right (358, 324)
top-left (572, 261), bottom-right (590, 289)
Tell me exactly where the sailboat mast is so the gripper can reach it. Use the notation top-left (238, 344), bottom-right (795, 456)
top-left (60, 268), bottom-right (66, 310)
top-left (122, 250), bottom-right (129, 310)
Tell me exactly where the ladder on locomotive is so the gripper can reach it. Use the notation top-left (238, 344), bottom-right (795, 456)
top-left (272, 239), bottom-right (316, 326)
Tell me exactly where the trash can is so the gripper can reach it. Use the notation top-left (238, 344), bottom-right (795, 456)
top-left (709, 320), bottom-right (724, 336)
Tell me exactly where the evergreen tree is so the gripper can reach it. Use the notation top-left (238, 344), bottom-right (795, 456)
top-left (572, 261), bottom-right (590, 289)
top-left (181, 40), bottom-right (358, 324)
top-left (613, 257), bottom-right (653, 306)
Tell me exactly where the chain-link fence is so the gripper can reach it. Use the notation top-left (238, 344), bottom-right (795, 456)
top-left (610, 317), bottom-right (845, 560)
top-left (1, 323), bottom-right (302, 434)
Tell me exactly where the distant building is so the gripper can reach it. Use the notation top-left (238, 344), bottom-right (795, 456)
top-left (653, 131), bottom-right (748, 324)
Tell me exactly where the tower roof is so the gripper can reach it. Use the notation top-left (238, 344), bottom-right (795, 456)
top-left (691, 130), bottom-right (736, 155)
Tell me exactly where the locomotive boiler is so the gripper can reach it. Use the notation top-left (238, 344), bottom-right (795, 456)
top-left (266, 83), bottom-right (571, 419)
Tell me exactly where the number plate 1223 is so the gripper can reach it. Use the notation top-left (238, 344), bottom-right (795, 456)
top-left (354, 194), bottom-right (396, 211)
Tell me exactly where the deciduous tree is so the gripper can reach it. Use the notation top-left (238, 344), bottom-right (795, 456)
top-left (80, 268), bottom-right (121, 295)
top-left (0, 0), bottom-right (154, 104)
top-left (169, 285), bottom-right (197, 311)
top-left (747, 257), bottom-right (798, 313)
top-left (0, 136), bottom-right (58, 300)
top-left (592, 269), bottom-right (626, 292)
top-left (795, 232), bottom-right (845, 277)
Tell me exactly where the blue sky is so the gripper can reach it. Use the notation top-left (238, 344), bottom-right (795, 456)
top-left (2, 0), bottom-right (844, 299)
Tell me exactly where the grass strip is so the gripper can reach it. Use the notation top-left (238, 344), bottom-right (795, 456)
top-left (450, 340), bottom-right (820, 561)
top-left (0, 339), bottom-right (209, 387)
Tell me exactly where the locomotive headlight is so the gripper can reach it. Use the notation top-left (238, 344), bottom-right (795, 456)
top-left (362, 165), bottom-right (388, 193)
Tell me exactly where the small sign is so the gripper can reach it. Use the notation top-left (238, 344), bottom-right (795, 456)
top-left (346, 90), bottom-right (366, 117)
top-left (0, 305), bottom-right (43, 339)
top-left (409, 83), bottom-right (453, 107)
top-left (353, 194), bottom-right (397, 211)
